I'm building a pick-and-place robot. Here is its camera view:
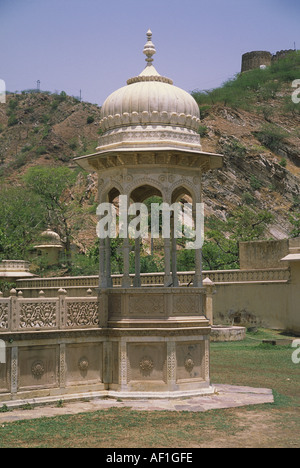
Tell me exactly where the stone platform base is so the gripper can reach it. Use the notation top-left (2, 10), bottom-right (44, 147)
top-left (210, 326), bottom-right (246, 342)
top-left (0, 385), bottom-right (216, 410)
top-left (0, 385), bottom-right (274, 422)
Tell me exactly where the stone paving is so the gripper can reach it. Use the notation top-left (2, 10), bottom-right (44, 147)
top-left (0, 384), bottom-right (274, 423)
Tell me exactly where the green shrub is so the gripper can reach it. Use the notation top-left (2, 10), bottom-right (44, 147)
top-left (87, 116), bottom-right (95, 124)
top-left (51, 100), bottom-right (59, 111)
top-left (36, 146), bottom-right (48, 155)
top-left (7, 114), bottom-right (18, 127)
top-left (242, 192), bottom-right (256, 205)
top-left (279, 158), bottom-right (287, 167)
top-left (254, 124), bottom-right (289, 154)
top-left (198, 125), bottom-right (208, 137)
top-left (223, 140), bottom-right (247, 159)
top-left (10, 153), bottom-right (28, 170)
top-left (69, 142), bottom-right (77, 151)
top-left (250, 175), bottom-right (262, 191)
top-left (199, 105), bottom-right (212, 119)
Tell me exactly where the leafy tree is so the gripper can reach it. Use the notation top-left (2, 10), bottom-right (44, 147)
top-left (203, 207), bottom-right (274, 270)
top-left (0, 185), bottom-right (46, 260)
top-left (23, 166), bottom-right (78, 268)
top-left (290, 213), bottom-right (300, 238)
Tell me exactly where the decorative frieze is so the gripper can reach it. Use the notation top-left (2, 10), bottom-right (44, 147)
top-left (66, 301), bottom-right (99, 328)
top-left (19, 302), bottom-right (57, 329)
top-left (0, 302), bottom-right (9, 329)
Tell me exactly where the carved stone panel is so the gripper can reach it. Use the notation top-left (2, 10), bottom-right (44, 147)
top-left (19, 346), bottom-right (59, 390)
top-left (0, 302), bottom-right (9, 330)
top-left (19, 301), bottom-right (58, 329)
top-left (0, 348), bottom-right (11, 394)
top-left (65, 343), bottom-right (103, 386)
top-left (108, 295), bottom-right (122, 319)
top-left (176, 342), bottom-right (205, 382)
top-left (127, 343), bottom-right (167, 383)
top-left (173, 294), bottom-right (201, 316)
top-left (66, 300), bottom-right (99, 328)
top-left (128, 294), bottom-right (165, 318)
top-left (112, 342), bottom-right (119, 385)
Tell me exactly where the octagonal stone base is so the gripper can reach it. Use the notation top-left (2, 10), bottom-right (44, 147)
top-left (102, 287), bottom-right (213, 397)
top-left (0, 287), bottom-right (214, 403)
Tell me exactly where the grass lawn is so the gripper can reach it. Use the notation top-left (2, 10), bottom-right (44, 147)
top-left (0, 329), bottom-right (299, 448)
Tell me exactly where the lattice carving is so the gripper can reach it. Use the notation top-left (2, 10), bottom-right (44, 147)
top-left (0, 303), bottom-right (8, 329)
top-left (173, 295), bottom-right (198, 316)
top-left (66, 301), bottom-right (99, 328)
top-left (20, 302), bottom-right (57, 329)
top-left (128, 295), bottom-right (164, 317)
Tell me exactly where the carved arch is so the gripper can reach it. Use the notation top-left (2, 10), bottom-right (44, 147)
top-left (170, 179), bottom-right (198, 204)
top-left (127, 177), bottom-right (166, 202)
top-left (99, 181), bottom-right (123, 204)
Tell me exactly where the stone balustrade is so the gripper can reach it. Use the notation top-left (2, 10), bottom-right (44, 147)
top-left (14, 268), bottom-right (290, 298)
top-left (0, 289), bottom-right (101, 333)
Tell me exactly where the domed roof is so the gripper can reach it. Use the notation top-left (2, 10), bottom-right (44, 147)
top-left (34, 229), bottom-right (63, 248)
top-left (97, 30), bottom-right (202, 152)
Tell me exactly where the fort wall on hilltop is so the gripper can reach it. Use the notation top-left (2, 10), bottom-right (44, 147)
top-left (241, 49), bottom-right (295, 72)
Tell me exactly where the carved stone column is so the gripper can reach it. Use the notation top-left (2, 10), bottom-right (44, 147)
top-left (164, 238), bottom-right (172, 287)
top-left (171, 215), bottom-right (179, 287)
top-left (134, 238), bottom-right (141, 287)
top-left (106, 237), bottom-right (113, 288)
top-left (193, 206), bottom-right (203, 288)
top-left (119, 339), bottom-right (128, 391)
top-left (99, 236), bottom-right (107, 288)
top-left (121, 196), bottom-right (131, 288)
top-left (167, 341), bottom-right (177, 389)
top-left (11, 347), bottom-right (18, 395)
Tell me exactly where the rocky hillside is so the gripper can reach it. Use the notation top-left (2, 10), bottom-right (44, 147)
top-left (0, 91), bottom-right (102, 180)
top-left (0, 69), bottom-right (299, 249)
top-left (201, 99), bottom-right (300, 238)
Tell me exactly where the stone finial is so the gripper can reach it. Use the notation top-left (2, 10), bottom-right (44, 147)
top-left (143, 29), bottom-right (156, 65)
top-left (203, 277), bottom-right (216, 295)
top-left (203, 277), bottom-right (215, 287)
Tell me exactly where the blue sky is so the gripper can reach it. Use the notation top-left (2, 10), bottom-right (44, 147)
top-left (0, 0), bottom-right (299, 105)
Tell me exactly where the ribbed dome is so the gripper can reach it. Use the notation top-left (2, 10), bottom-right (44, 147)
top-left (97, 31), bottom-right (202, 152)
top-left (35, 229), bottom-right (62, 247)
top-left (100, 80), bottom-right (200, 131)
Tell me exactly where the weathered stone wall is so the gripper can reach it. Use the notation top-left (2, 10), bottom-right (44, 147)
top-left (241, 51), bottom-right (272, 72)
top-left (241, 49), bottom-right (296, 72)
top-left (239, 239), bottom-right (290, 270)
